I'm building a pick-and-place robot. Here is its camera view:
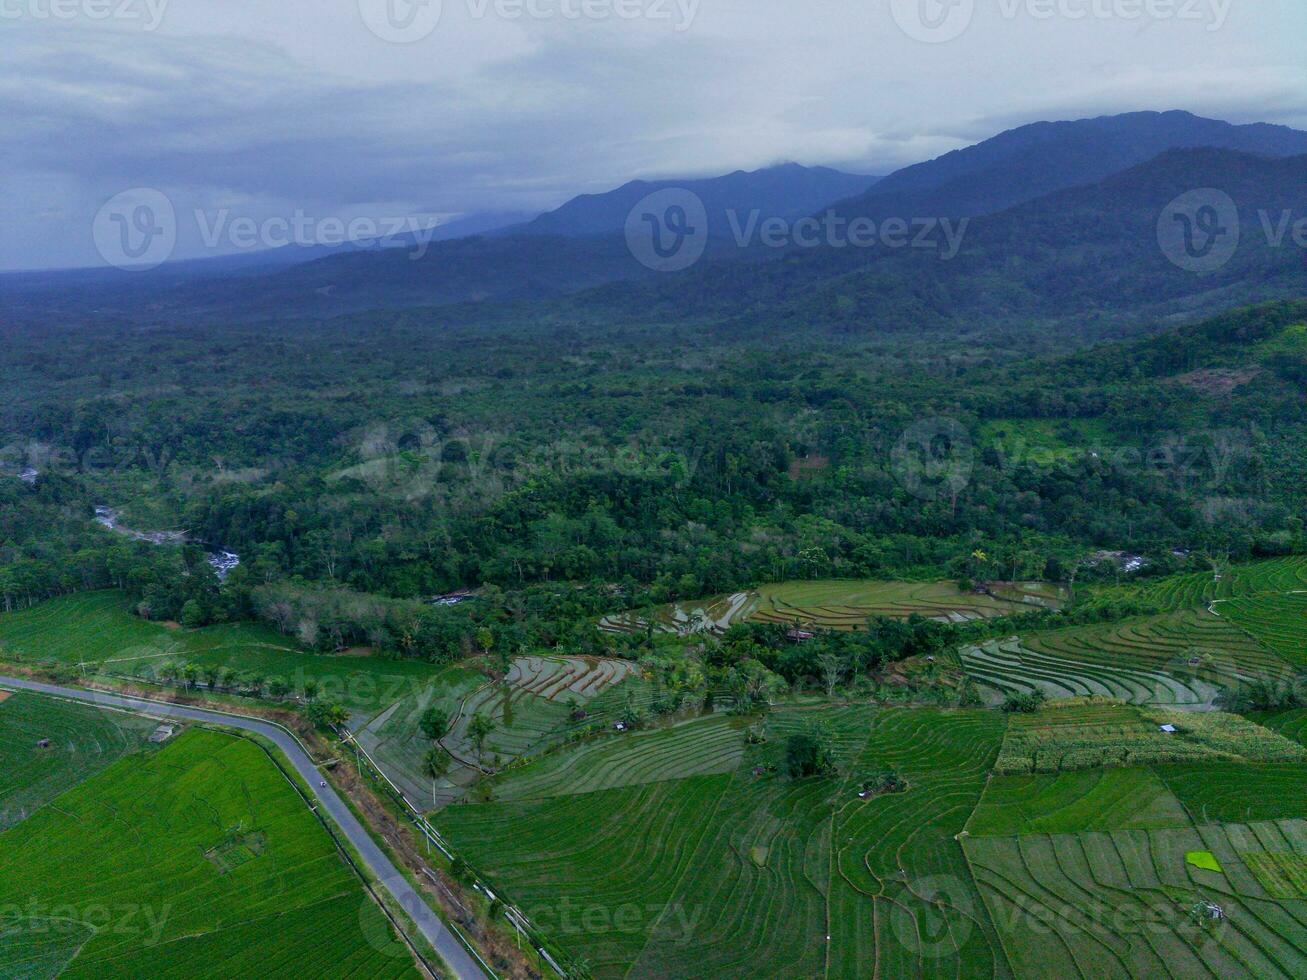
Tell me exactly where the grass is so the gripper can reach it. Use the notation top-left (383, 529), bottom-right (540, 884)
top-left (964, 819), bottom-right (1307, 979)
top-left (993, 699), bottom-right (1306, 774)
top-left (0, 591), bottom-right (451, 719)
top-left (439, 706), bottom-right (1014, 979)
top-left (1156, 762), bottom-right (1307, 823)
top-left (966, 769), bottom-right (1190, 837)
top-left (1220, 592), bottom-right (1307, 667)
top-left (0, 691), bottom-right (159, 831)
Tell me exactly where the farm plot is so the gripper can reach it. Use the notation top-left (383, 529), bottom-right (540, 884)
top-left (1220, 593), bottom-right (1307, 667)
top-left (1091, 556), bottom-right (1307, 612)
top-left (966, 769), bottom-right (1191, 837)
top-left (963, 609), bottom-right (1292, 707)
top-left (0, 590), bottom-right (452, 718)
top-left (599, 591), bottom-right (759, 636)
top-left (443, 655), bottom-right (638, 766)
top-left (438, 706), bottom-right (1013, 979)
top-left (354, 665), bottom-right (488, 807)
top-left (601, 580), bottom-right (1064, 638)
top-left (825, 709), bottom-right (1011, 980)
top-left (489, 714), bottom-right (746, 801)
top-left (0, 691), bottom-right (158, 830)
top-left (0, 728), bottom-right (417, 979)
top-left (1157, 762), bottom-right (1307, 823)
top-left (437, 774), bottom-right (734, 979)
top-left (961, 638), bottom-right (1220, 707)
top-left (1258, 708), bottom-right (1307, 747)
top-left (994, 700), bottom-right (1306, 775)
top-left (964, 820), bottom-right (1307, 980)
top-left (750, 580), bottom-right (1060, 630)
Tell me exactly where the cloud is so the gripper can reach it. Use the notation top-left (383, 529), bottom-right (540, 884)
top-left (2, 2), bottom-right (1305, 270)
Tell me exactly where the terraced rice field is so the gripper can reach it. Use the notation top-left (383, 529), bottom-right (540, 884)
top-left (962, 637), bottom-right (1221, 707)
top-left (438, 707), bottom-right (1013, 980)
top-left (361, 655), bottom-right (644, 807)
top-left (0, 728), bottom-right (417, 978)
top-left (966, 769), bottom-right (1191, 837)
top-left (489, 714), bottom-right (746, 801)
top-left (504, 656), bottom-right (635, 701)
top-left (964, 820), bottom-right (1307, 979)
top-left (1258, 709), bottom-right (1307, 747)
top-left (1157, 762), bottom-right (1307, 823)
top-left (993, 700), bottom-right (1306, 774)
top-left (962, 608), bottom-right (1293, 706)
top-left (0, 691), bottom-right (159, 830)
top-left (1220, 593), bottom-right (1307, 667)
top-left (1091, 555), bottom-right (1307, 611)
top-left (601, 580), bottom-right (1064, 637)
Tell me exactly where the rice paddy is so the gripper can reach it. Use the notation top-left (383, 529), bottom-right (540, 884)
top-left (964, 819), bottom-right (1307, 979)
top-left (993, 700), bottom-right (1306, 774)
top-left (962, 607), bottom-right (1295, 706)
top-left (0, 590), bottom-right (453, 718)
top-left (438, 707), bottom-right (1013, 979)
top-left (600, 579), bottom-right (1065, 637)
top-left (0, 690), bottom-right (159, 830)
top-left (0, 726), bottom-right (418, 978)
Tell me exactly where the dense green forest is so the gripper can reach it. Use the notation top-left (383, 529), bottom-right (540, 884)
top-left (2, 294), bottom-right (1304, 663)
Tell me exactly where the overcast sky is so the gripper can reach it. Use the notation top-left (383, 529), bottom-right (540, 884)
top-left (3, 0), bottom-right (1305, 270)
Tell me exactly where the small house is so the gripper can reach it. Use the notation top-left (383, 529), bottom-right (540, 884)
top-left (1159, 724), bottom-right (1178, 734)
top-left (149, 725), bottom-right (177, 743)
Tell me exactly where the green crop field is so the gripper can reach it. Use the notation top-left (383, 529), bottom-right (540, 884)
top-left (1220, 593), bottom-right (1307, 667)
top-left (359, 655), bottom-right (650, 809)
top-left (966, 768), bottom-right (1191, 837)
top-left (1089, 556), bottom-right (1307, 611)
top-left (994, 700), bottom-right (1306, 774)
top-left (964, 819), bottom-right (1307, 979)
top-left (438, 707), bottom-right (1012, 979)
top-left (0, 691), bottom-right (159, 830)
top-left (0, 725), bottom-right (418, 979)
top-left (962, 608), bottom-right (1293, 707)
top-left (600, 579), bottom-right (1065, 637)
top-left (0, 591), bottom-right (451, 719)
top-left (1157, 762), bottom-right (1307, 823)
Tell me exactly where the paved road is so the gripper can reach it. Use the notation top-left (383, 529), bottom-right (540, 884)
top-left (0, 675), bottom-right (487, 980)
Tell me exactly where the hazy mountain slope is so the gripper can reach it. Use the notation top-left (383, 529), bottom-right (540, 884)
top-left (827, 110), bottom-right (1307, 222)
top-left (520, 163), bottom-right (879, 237)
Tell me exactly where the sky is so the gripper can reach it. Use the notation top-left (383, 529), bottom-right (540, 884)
top-left (2, 0), bottom-right (1305, 270)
